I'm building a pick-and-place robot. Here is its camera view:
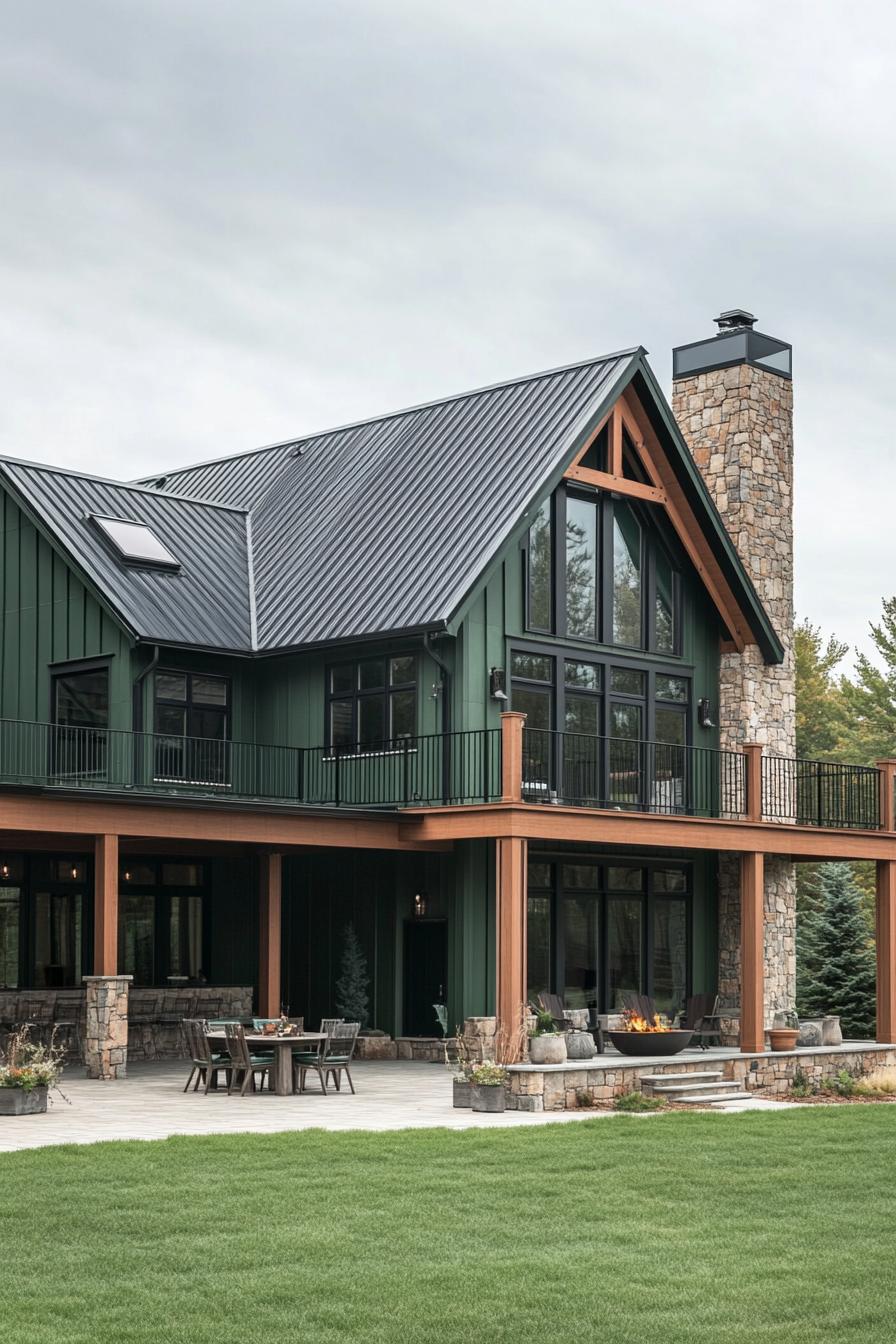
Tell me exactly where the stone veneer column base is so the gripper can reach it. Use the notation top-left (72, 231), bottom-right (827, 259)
top-left (83, 975), bottom-right (132, 1080)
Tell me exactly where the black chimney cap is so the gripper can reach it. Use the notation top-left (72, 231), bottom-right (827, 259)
top-left (715, 309), bottom-right (757, 331)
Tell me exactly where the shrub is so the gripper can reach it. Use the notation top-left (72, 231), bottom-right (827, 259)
top-left (855, 1067), bottom-right (896, 1096)
top-left (533, 1009), bottom-right (557, 1036)
top-left (575, 1089), bottom-right (594, 1108)
top-left (613, 1091), bottom-right (665, 1113)
top-left (832, 1068), bottom-right (856, 1097)
top-left (791, 1067), bottom-right (815, 1098)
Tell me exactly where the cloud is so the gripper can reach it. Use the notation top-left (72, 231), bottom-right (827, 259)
top-left (1, 0), bottom-right (893, 663)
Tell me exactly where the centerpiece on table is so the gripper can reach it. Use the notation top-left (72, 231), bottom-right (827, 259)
top-left (607, 1008), bottom-right (694, 1057)
top-left (0, 1025), bottom-right (67, 1116)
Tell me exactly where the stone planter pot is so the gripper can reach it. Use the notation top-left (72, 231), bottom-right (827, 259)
top-left (470, 1083), bottom-right (506, 1114)
top-left (564, 1009), bottom-right (590, 1030)
top-left (822, 1016), bottom-right (843, 1046)
top-left (797, 1018), bottom-right (824, 1048)
top-left (528, 1033), bottom-right (568, 1065)
top-left (0, 1085), bottom-right (48, 1116)
top-left (453, 1078), bottom-right (472, 1109)
top-left (768, 1028), bottom-right (800, 1052)
top-left (566, 1029), bottom-right (597, 1061)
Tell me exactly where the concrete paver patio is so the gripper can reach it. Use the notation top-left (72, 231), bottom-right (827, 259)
top-left (0, 1059), bottom-right (612, 1152)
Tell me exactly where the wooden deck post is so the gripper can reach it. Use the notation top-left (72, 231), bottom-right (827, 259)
top-left (876, 760), bottom-right (896, 832)
top-left (740, 851), bottom-right (765, 1052)
top-left (876, 859), bottom-right (896, 1043)
top-left (495, 836), bottom-right (528, 1059)
top-left (743, 744), bottom-right (763, 822)
top-left (500, 712), bottom-right (526, 803)
top-left (93, 833), bottom-right (119, 975)
top-left (258, 851), bottom-right (283, 1018)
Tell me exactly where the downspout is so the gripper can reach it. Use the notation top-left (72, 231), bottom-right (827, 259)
top-left (424, 632), bottom-right (452, 803)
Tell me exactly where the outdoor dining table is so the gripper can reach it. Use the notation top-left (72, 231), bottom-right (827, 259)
top-left (206, 1030), bottom-right (327, 1096)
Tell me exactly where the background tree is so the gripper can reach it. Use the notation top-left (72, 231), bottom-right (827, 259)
top-left (839, 595), bottom-right (896, 765)
top-left (796, 864), bottom-right (876, 1038)
top-left (794, 620), bottom-right (849, 760)
top-left (335, 923), bottom-right (369, 1026)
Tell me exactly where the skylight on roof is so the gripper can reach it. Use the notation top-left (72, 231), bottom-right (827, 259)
top-left (91, 515), bottom-right (180, 569)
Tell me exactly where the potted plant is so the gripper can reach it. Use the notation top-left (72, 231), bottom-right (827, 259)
top-left (769, 1009), bottom-right (800, 1052)
top-left (528, 1009), bottom-right (568, 1065)
top-left (451, 1025), bottom-right (474, 1107)
top-left (469, 1060), bottom-right (508, 1113)
top-left (0, 1025), bottom-right (66, 1116)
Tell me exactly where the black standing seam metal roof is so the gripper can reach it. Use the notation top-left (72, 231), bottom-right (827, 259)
top-left (0, 348), bottom-right (784, 661)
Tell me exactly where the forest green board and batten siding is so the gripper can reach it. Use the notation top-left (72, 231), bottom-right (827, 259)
top-left (0, 486), bottom-right (132, 724)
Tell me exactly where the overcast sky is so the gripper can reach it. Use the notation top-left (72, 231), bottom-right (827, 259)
top-left (2, 2), bottom-right (894, 667)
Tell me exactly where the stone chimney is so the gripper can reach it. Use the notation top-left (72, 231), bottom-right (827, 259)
top-left (672, 310), bottom-right (796, 1020)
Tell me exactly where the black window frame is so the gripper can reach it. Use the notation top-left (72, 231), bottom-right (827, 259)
top-left (152, 669), bottom-right (232, 787)
top-left (118, 857), bottom-right (211, 986)
top-left (51, 659), bottom-right (112, 780)
top-left (326, 653), bottom-right (418, 755)
top-left (523, 481), bottom-right (682, 656)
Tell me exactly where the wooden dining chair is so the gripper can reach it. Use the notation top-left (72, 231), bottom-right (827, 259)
top-left (224, 1023), bottom-right (274, 1097)
top-left (182, 1019), bottom-right (231, 1094)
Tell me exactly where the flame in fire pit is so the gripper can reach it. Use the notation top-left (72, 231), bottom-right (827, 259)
top-left (622, 1010), bottom-right (670, 1033)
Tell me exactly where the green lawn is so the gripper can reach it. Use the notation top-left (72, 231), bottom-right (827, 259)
top-left (4, 1109), bottom-right (896, 1343)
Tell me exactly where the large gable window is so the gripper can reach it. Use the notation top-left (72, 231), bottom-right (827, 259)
top-left (328, 655), bottom-right (417, 753)
top-left (525, 485), bottom-right (679, 655)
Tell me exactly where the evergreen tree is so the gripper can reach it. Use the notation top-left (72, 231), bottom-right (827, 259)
top-left (794, 620), bottom-right (849, 760)
top-left (335, 923), bottom-right (369, 1026)
top-left (839, 596), bottom-right (896, 764)
top-left (796, 864), bottom-right (876, 1039)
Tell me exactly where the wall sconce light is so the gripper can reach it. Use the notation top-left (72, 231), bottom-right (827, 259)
top-left (489, 667), bottom-right (508, 702)
top-left (0, 863), bottom-right (9, 880)
top-left (70, 864), bottom-right (80, 881)
top-left (413, 892), bottom-right (427, 919)
top-left (697, 698), bottom-right (716, 729)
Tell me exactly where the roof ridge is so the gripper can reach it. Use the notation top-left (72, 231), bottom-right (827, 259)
top-left (146, 348), bottom-right (643, 485)
top-left (0, 455), bottom-right (248, 514)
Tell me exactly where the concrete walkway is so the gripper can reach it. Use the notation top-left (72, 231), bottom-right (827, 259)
top-left (0, 1060), bottom-right (617, 1153)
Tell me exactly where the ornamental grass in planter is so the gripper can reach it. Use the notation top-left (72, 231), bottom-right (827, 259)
top-left (0, 1025), bottom-right (67, 1116)
top-left (528, 1009), bottom-right (567, 1065)
top-left (469, 1061), bottom-right (508, 1113)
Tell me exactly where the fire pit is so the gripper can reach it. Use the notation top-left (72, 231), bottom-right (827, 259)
top-left (607, 1009), bottom-right (693, 1056)
top-left (608, 1029), bottom-right (694, 1056)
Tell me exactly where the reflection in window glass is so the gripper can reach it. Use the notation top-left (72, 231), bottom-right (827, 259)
top-left (359, 659), bottom-right (385, 691)
top-left (511, 652), bottom-right (553, 682)
top-left (527, 498), bottom-right (553, 631)
top-left (654, 869), bottom-right (688, 893)
top-left (528, 861), bottom-right (552, 890)
top-left (390, 656), bottom-right (416, 686)
top-left (607, 899), bottom-right (642, 1008)
top-left (390, 690), bottom-right (416, 739)
top-left (562, 863), bottom-right (599, 889)
top-left (527, 895), bottom-right (551, 1002)
top-left (169, 895), bottom-right (203, 979)
top-left (656, 675), bottom-right (688, 702)
top-left (613, 502), bottom-right (642, 647)
top-left (33, 892), bottom-right (82, 987)
top-left (119, 894), bottom-right (155, 985)
top-left (564, 694), bottom-right (598, 736)
top-left (610, 668), bottom-right (645, 696)
top-left (563, 896), bottom-right (599, 1015)
top-left (653, 900), bottom-right (688, 1017)
top-left (0, 888), bottom-right (21, 988)
top-left (565, 661), bottom-right (601, 690)
top-left (655, 547), bottom-right (677, 653)
top-left (330, 665), bottom-right (354, 695)
top-left (607, 866), bottom-right (643, 891)
top-left (609, 704), bottom-right (642, 806)
top-left (566, 497), bottom-right (597, 639)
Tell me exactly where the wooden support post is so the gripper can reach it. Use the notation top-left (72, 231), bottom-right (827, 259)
top-left (258, 851), bottom-right (283, 1018)
top-left (876, 859), bottom-right (896, 1043)
top-left (743, 744), bottom-right (763, 822)
top-left (740, 851), bottom-right (765, 1052)
top-left (876, 760), bottom-right (896, 832)
top-left (93, 833), bottom-right (119, 975)
top-left (500, 712), bottom-right (526, 803)
top-left (609, 404), bottom-right (624, 476)
top-left (495, 836), bottom-right (528, 1060)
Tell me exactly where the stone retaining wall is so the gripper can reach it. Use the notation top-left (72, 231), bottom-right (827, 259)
top-left (506, 1045), bottom-right (896, 1111)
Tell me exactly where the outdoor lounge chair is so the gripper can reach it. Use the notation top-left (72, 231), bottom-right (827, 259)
top-left (536, 992), bottom-right (604, 1054)
top-left (680, 993), bottom-right (723, 1049)
top-left (223, 1023), bottom-right (275, 1096)
top-left (619, 992), bottom-right (660, 1024)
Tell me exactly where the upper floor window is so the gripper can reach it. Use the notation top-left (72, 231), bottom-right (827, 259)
top-left (328, 655), bottom-right (417, 752)
top-left (524, 485), bottom-right (680, 655)
top-left (52, 664), bottom-right (110, 779)
top-left (153, 672), bottom-right (230, 786)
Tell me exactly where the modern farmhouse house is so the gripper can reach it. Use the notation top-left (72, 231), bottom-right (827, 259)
top-left (1, 311), bottom-right (895, 1064)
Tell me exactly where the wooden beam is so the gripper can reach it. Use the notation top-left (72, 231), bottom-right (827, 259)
top-left (500, 712), bottom-right (526, 803)
top-left (876, 860), bottom-right (896, 1043)
top-left (0, 793), bottom-right (451, 851)
top-left (740, 851), bottom-right (765, 1053)
top-left (93, 833), bottom-right (119, 976)
top-left (877, 760), bottom-right (896, 833)
top-left (400, 801), bottom-right (896, 862)
top-left (620, 387), bottom-right (753, 651)
top-left (258, 851), bottom-right (282, 1018)
top-left (563, 464), bottom-right (667, 505)
top-left (496, 836), bottom-right (527, 1060)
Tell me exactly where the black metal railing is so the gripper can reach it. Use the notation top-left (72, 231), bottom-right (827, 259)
top-left (0, 718), bottom-right (501, 810)
top-left (521, 729), bottom-right (747, 819)
top-left (762, 754), bottom-right (880, 829)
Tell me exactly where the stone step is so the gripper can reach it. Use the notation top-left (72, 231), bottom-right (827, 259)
top-left (640, 1071), bottom-right (723, 1086)
top-left (653, 1079), bottom-right (744, 1095)
top-left (674, 1091), bottom-right (752, 1105)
